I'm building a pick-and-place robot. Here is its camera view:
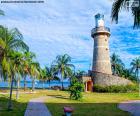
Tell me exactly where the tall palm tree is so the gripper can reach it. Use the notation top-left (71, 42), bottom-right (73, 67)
top-left (22, 52), bottom-right (35, 91)
top-left (0, 26), bottom-right (28, 110)
top-left (131, 57), bottom-right (140, 81)
top-left (111, 0), bottom-right (140, 28)
top-left (10, 52), bottom-right (24, 99)
top-left (52, 54), bottom-right (74, 90)
top-left (45, 66), bottom-right (59, 88)
top-left (29, 61), bottom-right (40, 92)
top-left (111, 53), bottom-right (124, 76)
top-left (40, 68), bottom-right (47, 89)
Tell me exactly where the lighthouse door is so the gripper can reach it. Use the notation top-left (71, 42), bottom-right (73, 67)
top-left (87, 80), bottom-right (93, 92)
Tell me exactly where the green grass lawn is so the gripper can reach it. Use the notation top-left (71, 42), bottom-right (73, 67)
top-left (0, 89), bottom-right (140, 116)
top-left (45, 91), bottom-right (140, 116)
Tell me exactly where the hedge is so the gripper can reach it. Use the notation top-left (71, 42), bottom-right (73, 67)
top-left (93, 84), bottom-right (138, 93)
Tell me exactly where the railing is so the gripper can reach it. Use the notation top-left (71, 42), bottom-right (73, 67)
top-left (91, 26), bottom-right (110, 33)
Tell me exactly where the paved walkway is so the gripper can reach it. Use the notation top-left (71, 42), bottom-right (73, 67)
top-left (118, 100), bottom-right (140, 116)
top-left (0, 91), bottom-right (37, 95)
top-left (24, 97), bottom-right (52, 116)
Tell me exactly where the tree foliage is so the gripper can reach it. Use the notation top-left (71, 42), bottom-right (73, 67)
top-left (111, 0), bottom-right (140, 28)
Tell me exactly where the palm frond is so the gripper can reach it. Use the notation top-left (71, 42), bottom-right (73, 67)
top-left (0, 9), bottom-right (4, 16)
top-left (111, 0), bottom-right (127, 23)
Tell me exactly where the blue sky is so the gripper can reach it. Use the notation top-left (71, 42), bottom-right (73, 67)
top-left (0, 0), bottom-right (140, 71)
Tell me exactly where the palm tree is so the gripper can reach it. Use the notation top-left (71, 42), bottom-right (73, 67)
top-left (131, 57), bottom-right (140, 81)
top-left (22, 52), bottom-right (36, 91)
top-left (0, 9), bottom-right (4, 16)
top-left (10, 52), bottom-right (24, 99)
top-left (111, 53), bottom-right (124, 76)
top-left (74, 70), bottom-right (86, 82)
top-left (52, 54), bottom-right (74, 90)
top-left (0, 26), bottom-right (28, 110)
top-left (122, 68), bottom-right (137, 81)
top-left (29, 61), bottom-right (40, 92)
top-left (40, 68), bottom-right (47, 89)
top-left (45, 66), bottom-right (59, 88)
top-left (111, 0), bottom-right (140, 28)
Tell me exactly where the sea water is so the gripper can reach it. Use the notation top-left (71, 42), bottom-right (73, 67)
top-left (0, 81), bottom-right (70, 88)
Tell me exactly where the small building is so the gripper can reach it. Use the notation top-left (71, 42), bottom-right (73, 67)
top-left (81, 71), bottom-right (93, 92)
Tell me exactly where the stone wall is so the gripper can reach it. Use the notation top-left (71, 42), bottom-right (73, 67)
top-left (82, 76), bottom-right (92, 83)
top-left (92, 34), bottom-right (112, 74)
top-left (92, 72), bottom-right (133, 86)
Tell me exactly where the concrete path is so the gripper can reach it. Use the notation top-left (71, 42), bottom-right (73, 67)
top-left (118, 100), bottom-right (140, 116)
top-left (24, 97), bottom-right (52, 116)
top-left (0, 91), bottom-right (37, 95)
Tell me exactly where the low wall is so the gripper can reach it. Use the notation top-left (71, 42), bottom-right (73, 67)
top-left (92, 72), bottom-right (133, 86)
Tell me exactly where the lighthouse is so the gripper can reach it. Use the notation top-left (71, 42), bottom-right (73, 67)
top-left (91, 14), bottom-right (112, 74)
top-left (81, 13), bottom-right (132, 89)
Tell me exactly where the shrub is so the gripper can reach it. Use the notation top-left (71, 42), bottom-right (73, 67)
top-left (94, 84), bottom-right (138, 93)
top-left (69, 77), bottom-right (84, 100)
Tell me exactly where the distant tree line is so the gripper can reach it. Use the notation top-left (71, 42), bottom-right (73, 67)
top-left (111, 53), bottom-right (140, 82)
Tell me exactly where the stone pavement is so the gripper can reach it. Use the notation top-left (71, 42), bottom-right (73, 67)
top-left (118, 100), bottom-right (140, 116)
top-left (24, 97), bottom-right (52, 116)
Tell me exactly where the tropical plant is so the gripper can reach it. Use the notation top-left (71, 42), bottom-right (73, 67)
top-left (29, 61), bottom-right (40, 92)
top-left (75, 70), bottom-right (86, 78)
top-left (0, 9), bottom-right (4, 16)
top-left (131, 57), bottom-right (140, 82)
top-left (22, 51), bottom-right (36, 91)
top-left (52, 54), bottom-right (74, 90)
top-left (11, 52), bottom-right (24, 99)
top-left (0, 26), bottom-right (28, 110)
top-left (121, 68), bottom-right (137, 81)
top-left (45, 66), bottom-right (57, 88)
top-left (111, 0), bottom-right (140, 28)
top-left (40, 68), bottom-right (47, 89)
top-left (111, 53), bottom-right (124, 76)
top-left (69, 77), bottom-right (84, 100)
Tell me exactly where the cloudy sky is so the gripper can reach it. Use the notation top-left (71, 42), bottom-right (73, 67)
top-left (0, 0), bottom-right (139, 71)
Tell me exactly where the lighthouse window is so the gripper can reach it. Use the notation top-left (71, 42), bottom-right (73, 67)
top-left (106, 48), bottom-right (108, 50)
top-left (105, 39), bottom-right (107, 41)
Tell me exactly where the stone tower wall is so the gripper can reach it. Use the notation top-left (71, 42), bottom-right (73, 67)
top-left (92, 33), bottom-right (112, 74)
top-left (92, 72), bottom-right (133, 86)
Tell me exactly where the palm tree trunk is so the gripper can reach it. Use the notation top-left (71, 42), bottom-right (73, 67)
top-left (49, 80), bottom-right (51, 88)
top-left (61, 74), bottom-right (64, 90)
top-left (43, 80), bottom-right (45, 89)
top-left (16, 79), bottom-right (20, 99)
top-left (8, 75), bottom-right (14, 110)
top-left (32, 78), bottom-right (35, 92)
top-left (24, 76), bottom-right (26, 91)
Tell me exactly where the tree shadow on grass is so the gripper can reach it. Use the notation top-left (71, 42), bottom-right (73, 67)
top-left (46, 103), bottom-right (131, 116)
top-left (0, 95), bottom-right (27, 116)
top-left (47, 94), bottom-right (69, 99)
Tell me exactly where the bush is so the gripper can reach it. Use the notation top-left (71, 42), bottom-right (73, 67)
top-left (69, 77), bottom-right (84, 100)
top-left (94, 84), bottom-right (138, 93)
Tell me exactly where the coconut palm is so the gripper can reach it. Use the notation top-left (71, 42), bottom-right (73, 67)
top-left (0, 26), bottom-right (29, 60)
top-left (40, 68), bottom-right (47, 89)
top-left (0, 9), bottom-right (4, 16)
top-left (22, 52), bottom-right (36, 91)
top-left (46, 66), bottom-right (59, 88)
top-left (28, 61), bottom-right (40, 92)
top-left (0, 26), bottom-right (28, 110)
top-left (111, 0), bottom-right (140, 28)
top-left (122, 68), bottom-right (137, 81)
top-left (10, 52), bottom-right (24, 99)
top-left (52, 54), bottom-right (74, 90)
top-left (131, 57), bottom-right (140, 81)
top-left (111, 53), bottom-right (124, 76)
